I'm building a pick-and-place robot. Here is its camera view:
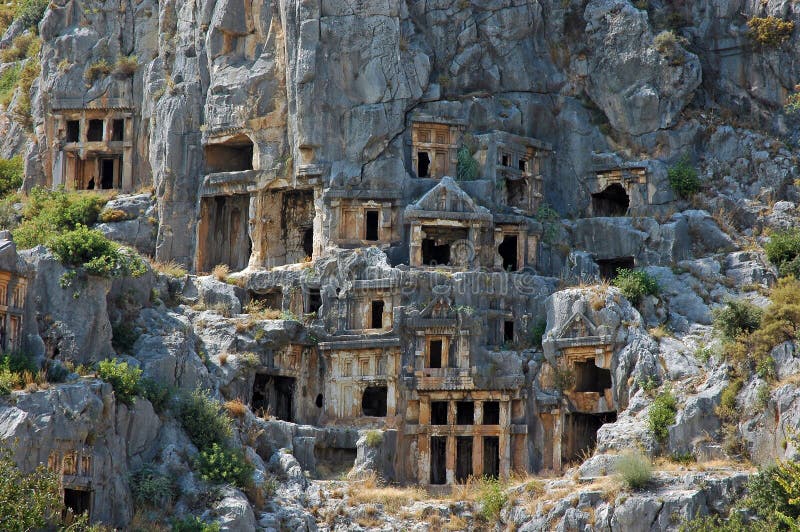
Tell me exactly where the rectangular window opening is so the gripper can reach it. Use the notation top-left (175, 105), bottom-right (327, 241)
top-left (456, 401), bottom-right (474, 425)
top-left (365, 210), bottom-right (379, 241)
top-left (431, 401), bottom-right (448, 425)
top-left (370, 300), bottom-right (384, 329)
top-left (428, 339), bottom-right (443, 368)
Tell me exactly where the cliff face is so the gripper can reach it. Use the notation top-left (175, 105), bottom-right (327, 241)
top-left (2, 0), bottom-right (800, 530)
top-left (4, 0), bottom-right (794, 267)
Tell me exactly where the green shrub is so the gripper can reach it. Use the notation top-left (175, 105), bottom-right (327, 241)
top-left (130, 465), bottom-right (174, 508)
top-left (647, 389), bottom-right (677, 443)
top-left (529, 319), bottom-right (546, 349)
top-left (177, 390), bottom-right (232, 450)
top-left (0, 156), bottom-right (23, 197)
top-left (716, 378), bottom-right (743, 422)
top-left (14, 0), bottom-right (49, 30)
top-left (0, 448), bottom-right (63, 531)
top-left (84, 59), bottom-right (111, 83)
top-left (1, 350), bottom-right (37, 375)
top-left (112, 322), bottom-right (140, 353)
top-left (0, 33), bottom-right (40, 63)
top-left (712, 299), bottom-right (763, 341)
top-left (140, 377), bottom-right (171, 414)
top-left (0, 65), bottom-right (20, 107)
top-left (47, 225), bottom-right (145, 277)
top-left (749, 463), bottom-right (800, 522)
top-left (365, 430), bottom-right (383, 448)
top-left (667, 156), bottom-right (701, 199)
top-left (765, 229), bottom-right (800, 276)
top-left (679, 511), bottom-right (761, 531)
top-left (535, 203), bottom-right (560, 244)
top-left (195, 443), bottom-right (253, 488)
top-left (0, 369), bottom-right (17, 395)
top-left (171, 516), bottom-right (221, 532)
top-left (97, 358), bottom-right (142, 405)
top-left (478, 477), bottom-right (507, 520)
top-left (456, 145), bottom-right (478, 181)
top-left (613, 268), bottom-right (659, 304)
top-left (12, 187), bottom-right (106, 249)
top-left (747, 16), bottom-right (795, 47)
top-left (616, 452), bottom-right (653, 490)
top-left (9, 56), bottom-right (38, 129)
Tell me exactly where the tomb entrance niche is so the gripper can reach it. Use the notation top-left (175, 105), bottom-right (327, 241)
top-left (204, 135), bottom-right (255, 174)
top-left (591, 183), bottom-right (629, 217)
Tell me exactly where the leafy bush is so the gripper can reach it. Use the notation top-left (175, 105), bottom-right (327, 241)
top-left (84, 59), bottom-right (111, 83)
top-left (12, 187), bottom-right (106, 248)
top-left (667, 156), bottom-right (701, 199)
top-left (535, 203), bottom-right (560, 244)
top-left (14, 0), bottom-right (49, 29)
top-left (647, 389), bottom-right (677, 443)
top-left (616, 452), bottom-right (653, 490)
top-left (97, 358), bottom-right (142, 405)
top-left (47, 225), bottom-right (145, 277)
top-left (0, 368), bottom-right (17, 395)
top-left (177, 390), bottom-right (232, 451)
top-left (478, 477), bottom-right (507, 520)
top-left (716, 378), bottom-right (743, 421)
top-left (365, 430), bottom-right (383, 448)
top-left (613, 268), bottom-right (659, 304)
top-left (529, 319), bottom-right (546, 349)
top-left (0, 351), bottom-right (38, 394)
top-left (456, 145), bottom-right (478, 181)
top-left (0, 156), bottom-right (23, 197)
top-left (195, 443), bottom-right (253, 488)
top-left (0, 65), bottom-right (20, 107)
top-left (765, 229), bottom-right (800, 276)
top-left (748, 16), bottom-right (795, 47)
top-left (712, 299), bottom-right (764, 341)
top-left (130, 465), bottom-right (174, 508)
top-left (0, 448), bottom-right (63, 531)
top-left (171, 516), bottom-right (221, 532)
top-left (749, 463), bottom-right (800, 522)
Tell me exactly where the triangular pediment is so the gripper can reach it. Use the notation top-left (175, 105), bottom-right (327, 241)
top-left (556, 311), bottom-right (599, 340)
top-left (405, 177), bottom-right (491, 218)
top-left (420, 296), bottom-right (454, 319)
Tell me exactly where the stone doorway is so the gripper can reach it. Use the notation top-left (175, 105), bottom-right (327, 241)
top-left (596, 256), bottom-right (635, 280)
top-left (63, 488), bottom-right (91, 519)
top-left (430, 436), bottom-right (447, 485)
top-left (252, 374), bottom-right (295, 422)
top-left (591, 183), bottom-right (629, 216)
top-left (197, 194), bottom-right (252, 273)
top-left (361, 385), bottom-right (388, 417)
top-left (573, 360), bottom-right (612, 393)
top-left (483, 436), bottom-right (500, 478)
top-left (456, 436), bottom-right (472, 482)
top-left (498, 235), bottom-right (518, 271)
top-left (562, 412), bottom-right (617, 464)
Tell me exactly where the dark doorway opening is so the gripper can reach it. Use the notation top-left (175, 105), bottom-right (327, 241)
top-left (198, 194), bottom-right (252, 273)
top-left (596, 256), bottom-right (635, 281)
top-left (302, 228), bottom-right (314, 258)
top-left (361, 385), bottom-right (388, 417)
top-left (518, 159), bottom-right (528, 172)
top-left (250, 290), bottom-right (281, 310)
top-left (370, 300), bottom-right (384, 329)
top-left (504, 321), bottom-right (514, 344)
top-left (251, 374), bottom-right (295, 422)
top-left (456, 401), bottom-right (474, 425)
top-left (111, 119), bottom-right (124, 141)
top-left (422, 239), bottom-right (450, 266)
top-left (100, 159), bottom-right (115, 189)
top-left (456, 436), bottom-right (473, 483)
top-left (563, 412), bottom-right (617, 464)
top-left (482, 401), bottom-right (500, 425)
top-left (430, 436), bottom-right (447, 484)
top-left (428, 339), bottom-right (443, 368)
top-left (66, 120), bottom-right (80, 142)
top-left (365, 210), bottom-right (379, 241)
top-left (418, 151), bottom-right (430, 178)
top-left (63, 488), bottom-right (91, 518)
top-left (483, 436), bottom-right (500, 478)
top-left (501, 154), bottom-right (509, 167)
top-left (591, 183), bottom-right (629, 217)
top-left (573, 360), bottom-right (612, 394)
top-left (499, 235), bottom-right (518, 271)
top-left (306, 288), bottom-right (321, 314)
top-left (316, 394), bottom-right (323, 408)
top-left (315, 446), bottom-right (357, 479)
top-left (87, 119), bottom-right (103, 141)
top-left (431, 401), bottom-right (448, 425)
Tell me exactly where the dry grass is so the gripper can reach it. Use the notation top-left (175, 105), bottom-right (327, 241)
top-left (648, 324), bottom-right (671, 340)
top-left (224, 399), bottom-right (247, 418)
top-left (99, 208), bottom-right (129, 223)
top-left (212, 263), bottom-right (230, 281)
top-left (150, 259), bottom-right (188, 278)
top-left (219, 353), bottom-right (229, 365)
top-left (346, 473), bottom-right (427, 515)
top-left (444, 514), bottom-right (469, 531)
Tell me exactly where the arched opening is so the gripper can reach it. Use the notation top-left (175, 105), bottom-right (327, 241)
top-left (361, 385), bottom-right (388, 417)
top-left (204, 135), bottom-right (255, 174)
top-left (315, 394), bottom-right (323, 408)
top-left (591, 183), bottom-right (629, 216)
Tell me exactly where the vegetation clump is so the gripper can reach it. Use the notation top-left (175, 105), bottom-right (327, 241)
top-left (195, 443), bottom-right (253, 488)
top-left (765, 229), bottom-right (800, 277)
top-left (0, 156), bottom-right (23, 196)
top-left (747, 16), bottom-right (795, 47)
top-left (456, 145), bottom-right (479, 181)
top-left (48, 225), bottom-right (145, 277)
top-left (113, 55), bottom-right (138, 77)
top-left (97, 358), bottom-right (142, 405)
top-left (647, 388), bottom-right (677, 443)
top-left (84, 58), bottom-right (112, 83)
top-left (667, 156), bottom-right (701, 198)
top-left (365, 430), bottom-right (383, 448)
top-left (0, 448), bottom-right (64, 531)
top-left (712, 299), bottom-right (763, 341)
top-left (130, 464), bottom-right (175, 508)
top-left (613, 268), bottom-right (659, 304)
top-left (477, 477), bottom-right (507, 520)
top-left (616, 452), bottom-right (653, 490)
top-left (11, 187), bottom-right (106, 247)
top-left (177, 390), bottom-right (233, 451)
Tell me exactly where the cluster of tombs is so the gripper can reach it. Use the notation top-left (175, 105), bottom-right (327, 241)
top-left (31, 113), bottom-right (653, 501)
